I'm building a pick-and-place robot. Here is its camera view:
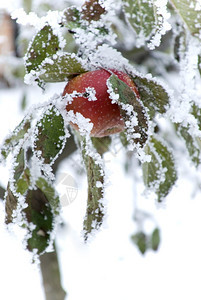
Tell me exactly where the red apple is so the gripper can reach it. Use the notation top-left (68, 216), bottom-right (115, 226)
top-left (63, 69), bottom-right (139, 137)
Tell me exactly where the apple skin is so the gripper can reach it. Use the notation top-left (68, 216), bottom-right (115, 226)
top-left (63, 69), bottom-right (139, 137)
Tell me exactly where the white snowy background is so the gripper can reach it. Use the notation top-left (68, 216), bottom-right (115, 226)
top-left (1, 0), bottom-right (201, 300)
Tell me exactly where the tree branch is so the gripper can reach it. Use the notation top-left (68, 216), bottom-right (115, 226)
top-left (40, 243), bottom-right (66, 300)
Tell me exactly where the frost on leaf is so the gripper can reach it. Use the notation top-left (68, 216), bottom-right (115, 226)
top-left (123, 0), bottom-right (170, 48)
top-left (131, 75), bottom-right (170, 120)
top-left (81, 0), bottom-right (106, 22)
top-left (6, 161), bottom-right (60, 255)
top-left (39, 53), bottom-right (87, 82)
top-left (170, 0), bottom-right (201, 40)
top-left (142, 136), bottom-right (177, 202)
top-left (34, 105), bottom-right (66, 165)
top-left (23, 183), bottom-right (56, 254)
top-left (3, 101), bottom-right (63, 255)
top-left (81, 136), bottom-right (106, 241)
top-left (107, 74), bottom-right (148, 148)
top-left (13, 149), bottom-right (30, 195)
top-left (5, 185), bottom-right (18, 225)
top-left (63, 2), bottom-right (112, 55)
top-left (176, 104), bottom-right (201, 167)
top-left (177, 125), bottom-right (201, 167)
top-left (25, 25), bottom-right (60, 85)
top-left (0, 119), bottom-right (31, 161)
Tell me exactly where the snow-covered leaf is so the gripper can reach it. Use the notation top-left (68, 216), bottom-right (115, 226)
top-left (39, 53), bottom-right (87, 82)
top-left (123, 0), bottom-right (168, 47)
top-left (143, 142), bottom-right (161, 186)
top-left (5, 185), bottom-right (17, 224)
top-left (5, 147), bottom-right (29, 196)
top-left (192, 104), bottom-right (201, 131)
top-left (13, 148), bottom-right (25, 182)
top-left (131, 75), bottom-right (169, 119)
top-left (170, 0), bottom-right (201, 40)
top-left (64, 6), bottom-right (81, 30)
top-left (25, 187), bottom-right (54, 254)
top-left (81, 0), bottom-right (106, 22)
top-left (13, 149), bottom-right (30, 195)
top-left (36, 176), bottom-right (60, 215)
top-left (177, 125), bottom-right (201, 167)
top-left (1, 119), bottom-right (31, 160)
top-left (81, 137), bottom-right (105, 240)
top-left (34, 106), bottom-right (66, 165)
top-left (108, 74), bottom-right (148, 147)
top-left (176, 104), bottom-right (201, 167)
top-left (142, 136), bottom-right (177, 202)
top-left (5, 174), bottom-right (59, 254)
top-left (64, 1), bottom-right (106, 26)
top-left (25, 25), bottom-right (60, 73)
top-left (123, 0), bottom-right (155, 38)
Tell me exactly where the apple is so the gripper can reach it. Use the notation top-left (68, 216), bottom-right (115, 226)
top-left (63, 69), bottom-right (139, 137)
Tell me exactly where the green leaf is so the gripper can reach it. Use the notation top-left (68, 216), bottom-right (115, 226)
top-left (192, 103), bottom-right (201, 130)
top-left (64, 6), bottom-right (82, 30)
top-left (5, 176), bottom-right (59, 254)
top-left (170, 0), bottom-right (201, 40)
top-left (151, 227), bottom-right (160, 251)
top-left (16, 168), bottom-right (30, 195)
top-left (123, 0), bottom-right (155, 37)
top-left (5, 150), bottom-right (30, 223)
top-left (142, 136), bottom-right (177, 202)
top-left (36, 176), bottom-right (60, 215)
top-left (34, 106), bottom-right (66, 164)
top-left (108, 74), bottom-right (148, 147)
top-left (91, 136), bottom-right (112, 156)
top-left (1, 119), bottom-right (31, 160)
top-left (175, 104), bottom-right (201, 167)
top-left (123, 0), bottom-right (165, 45)
top-left (143, 142), bottom-right (161, 188)
top-left (198, 55), bottom-right (201, 76)
top-left (13, 148), bottom-right (25, 182)
top-left (81, 137), bottom-right (105, 240)
top-left (178, 125), bottom-right (201, 166)
top-left (12, 148), bottom-right (30, 195)
top-left (25, 25), bottom-right (60, 73)
top-left (131, 75), bottom-right (170, 119)
top-left (39, 53), bottom-right (87, 82)
top-left (131, 231), bottom-right (147, 255)
top-left (25, 187), bottom-right (54, 254)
